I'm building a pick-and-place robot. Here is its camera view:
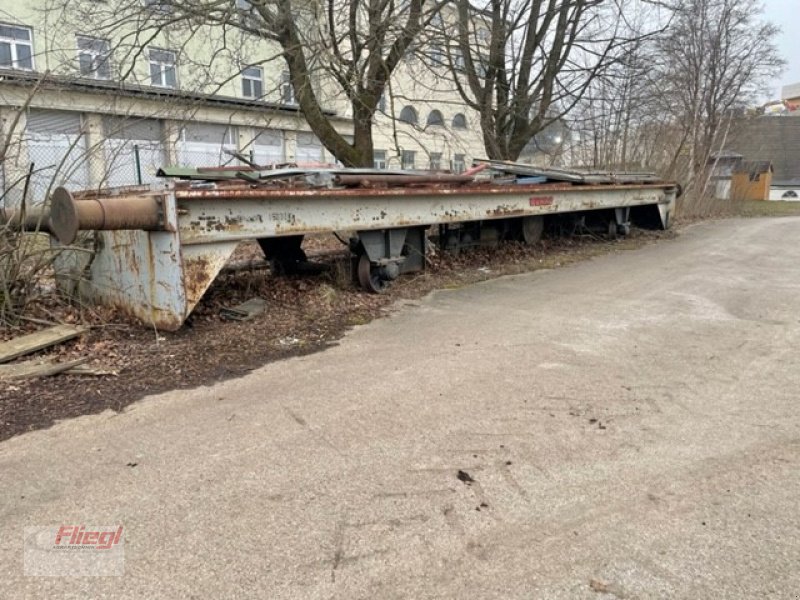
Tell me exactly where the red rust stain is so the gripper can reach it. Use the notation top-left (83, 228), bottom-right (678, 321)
top-left (488, 205), bottom-right (525, 217)
top-left (183, 256), bottom-right (214, 306)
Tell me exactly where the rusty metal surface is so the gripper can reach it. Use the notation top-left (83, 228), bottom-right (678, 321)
top-left (50, 187), bottom-right (166, 245)
top-left (180, 242), bottom-right (238, 316)
top-left (59, 192), bottom-right (188, 331)
top-left (51, 178), bottom-right (677, 330)
top-left (334, 174), bottom-right (475, 186)
top-left (177, 185), bottom-right (676, 245)
top-left (0, 207), bottom-right (50, 232)
top-left (170, 180), bottom-right (675, 201)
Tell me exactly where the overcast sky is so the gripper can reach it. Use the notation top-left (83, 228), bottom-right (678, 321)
top-left (763, 0), bottom-right (800, 97)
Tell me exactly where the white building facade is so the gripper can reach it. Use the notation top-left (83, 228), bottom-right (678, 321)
top-left (0, 1), bottom-right (486, 205)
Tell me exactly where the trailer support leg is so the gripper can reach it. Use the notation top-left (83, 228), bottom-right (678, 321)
top-left (257, 235), bottom-right (308, 275)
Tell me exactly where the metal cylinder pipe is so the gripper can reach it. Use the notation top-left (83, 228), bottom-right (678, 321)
top-left (0, 207), bottom-right (51, 232)
top-left (50, 187), bottom-right (164, 245)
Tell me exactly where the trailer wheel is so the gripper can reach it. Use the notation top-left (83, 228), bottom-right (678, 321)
top-left (521, 216), bottom-right (544, 244)
top-left (357, 253), bottom-right (391, 293)
top-left (607, 219), bottom-right (619, 239)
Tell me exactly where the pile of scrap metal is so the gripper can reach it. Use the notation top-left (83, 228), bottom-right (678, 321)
top-left (2, 160), bottom-right (679, 330)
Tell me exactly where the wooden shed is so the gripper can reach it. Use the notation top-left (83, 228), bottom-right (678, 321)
top-left (731, 161), bottom-right (773, 201)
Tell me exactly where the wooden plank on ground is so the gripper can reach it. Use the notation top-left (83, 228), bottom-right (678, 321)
top-left (0, 325), bottom-right (87, 364)
top-left (63, 364), bottom-right (119, 377)
top-left (0, 357), bottom-right (88, 380)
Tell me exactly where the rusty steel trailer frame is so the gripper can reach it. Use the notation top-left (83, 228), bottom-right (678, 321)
top-left (50, 178), bottom-right (677, 330)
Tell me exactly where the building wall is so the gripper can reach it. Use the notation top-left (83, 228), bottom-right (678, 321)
top-left (0, 0), bottom-right (490, 206)
top-left (782, 82), bottom-right (800, 111)
top-left (731, 170), bottom-right (772, 201)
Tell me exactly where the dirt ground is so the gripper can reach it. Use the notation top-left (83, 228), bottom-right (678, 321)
top-left (2, 199), bottom-right (798, 443)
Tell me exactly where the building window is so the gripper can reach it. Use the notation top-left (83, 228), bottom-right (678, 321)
top-left (241, 66), bottom-right (263, 98)
top-left (452, 154), bottom-right (466, 173)
top-left (476, 56), bottom-right (488, 79)
top-left (401, 150), bottom-right (416, 170)
top-left (374, 150), bottom-right (387, 170)
top-left (429, 152), bottom-right (442, 170)
top-left (453, 48), bottom-right (465, 71)
top-left (452, 113), bottom-right (467, 129)
top-left (77, 36), bottom-right (112, 80)
top-left (377, 93), bottom-right (386, 113)
top-left (427, 110), bottom-right (444, 127)
top-left (149, 48), bottom-right (177, 88)
top-left (399, 106), bottom-right (418, 125)
top-left (404, 43), bottom-right (416, 64)
top-left (428, 44), bottom-right (443, 65)
top-left (0, 24), bottom-right (33, 70)
top-left (281, 70), bottom-right (296, 104)
top-left (143, 0), bottom-right (173, 13)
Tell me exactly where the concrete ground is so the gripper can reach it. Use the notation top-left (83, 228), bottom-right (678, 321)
top-left (1, 218), bottom-right (799, 599)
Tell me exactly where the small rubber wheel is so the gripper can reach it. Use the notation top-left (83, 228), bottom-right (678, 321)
top-left (521, 216), bottom-right (544, 245)
top-left (357, 253), bottom-right (390, 293)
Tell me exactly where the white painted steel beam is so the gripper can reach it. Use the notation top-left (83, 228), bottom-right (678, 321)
top-left (176, 185), bottom-right (675, 245)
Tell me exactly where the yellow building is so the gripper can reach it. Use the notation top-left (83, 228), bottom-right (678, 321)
top-left (731, 161), bottom-right (773, 201)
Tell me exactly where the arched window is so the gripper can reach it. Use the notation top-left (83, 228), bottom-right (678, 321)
top-left (452, 113), bottom-right (467, 129)
top-left (427, 110), bottom-right (444, 126)
top-left (399, 105), bottom-right (418, 125)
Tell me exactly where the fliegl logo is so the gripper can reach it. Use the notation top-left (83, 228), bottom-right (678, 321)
top-left (53, 525), bottom-right (123, 551)
top-left (24, 524), bottom-right (125, 576)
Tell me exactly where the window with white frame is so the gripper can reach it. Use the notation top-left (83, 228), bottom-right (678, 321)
top-left (281, 71), bottom-right (296, 104)
top-left (453, 47), bottom-right (465, 71)
top-left (0, 24), bottom-right (33, 70)
top-left (401, 150), bottom-right (416, 170)
top-left (77, 36), bottom-right (112, 80)
top-left (143, 0), bottom-right (174, 13)
top-left (373, 150), bottom-right (387, 170)
top-left (149, 48), bottom-right (177, 88)
top-left (429, 152), bottom-right (442, 170)
top-left (428, 44), bottom-right (443, 66)
top-left (452, 153), bottom-right (466, 173)
top-left (241, 66), bottom-right (263, 98)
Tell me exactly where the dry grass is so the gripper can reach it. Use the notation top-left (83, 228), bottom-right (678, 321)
top-left (733, 200), bottom-right (800, 218)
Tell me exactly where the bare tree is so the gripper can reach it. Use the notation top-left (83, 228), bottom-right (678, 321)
top-left (445, 0), bottom-right (658, 161)
top-left (654, 0), bottom-right (784, 189)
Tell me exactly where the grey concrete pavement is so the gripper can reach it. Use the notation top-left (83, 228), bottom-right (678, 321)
top-left (2, 217), bottom-right (800, 598)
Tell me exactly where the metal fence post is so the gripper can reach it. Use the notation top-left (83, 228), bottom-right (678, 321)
top-left (134, 144), bottom-right (143, 185)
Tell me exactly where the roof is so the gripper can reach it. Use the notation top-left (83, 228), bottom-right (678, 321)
top-left (709, 150), bottom-right (743, 160)
top-left (0, 68), bottom-right (341, 119)
top-left (782, 82), bottom-right (800, 101)
top-left (718, 116), bottom-right (800, 180)
top-left (733, 161), bottom-right (773, 174)
top-left (733, 160), bottom-right (774, 173)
